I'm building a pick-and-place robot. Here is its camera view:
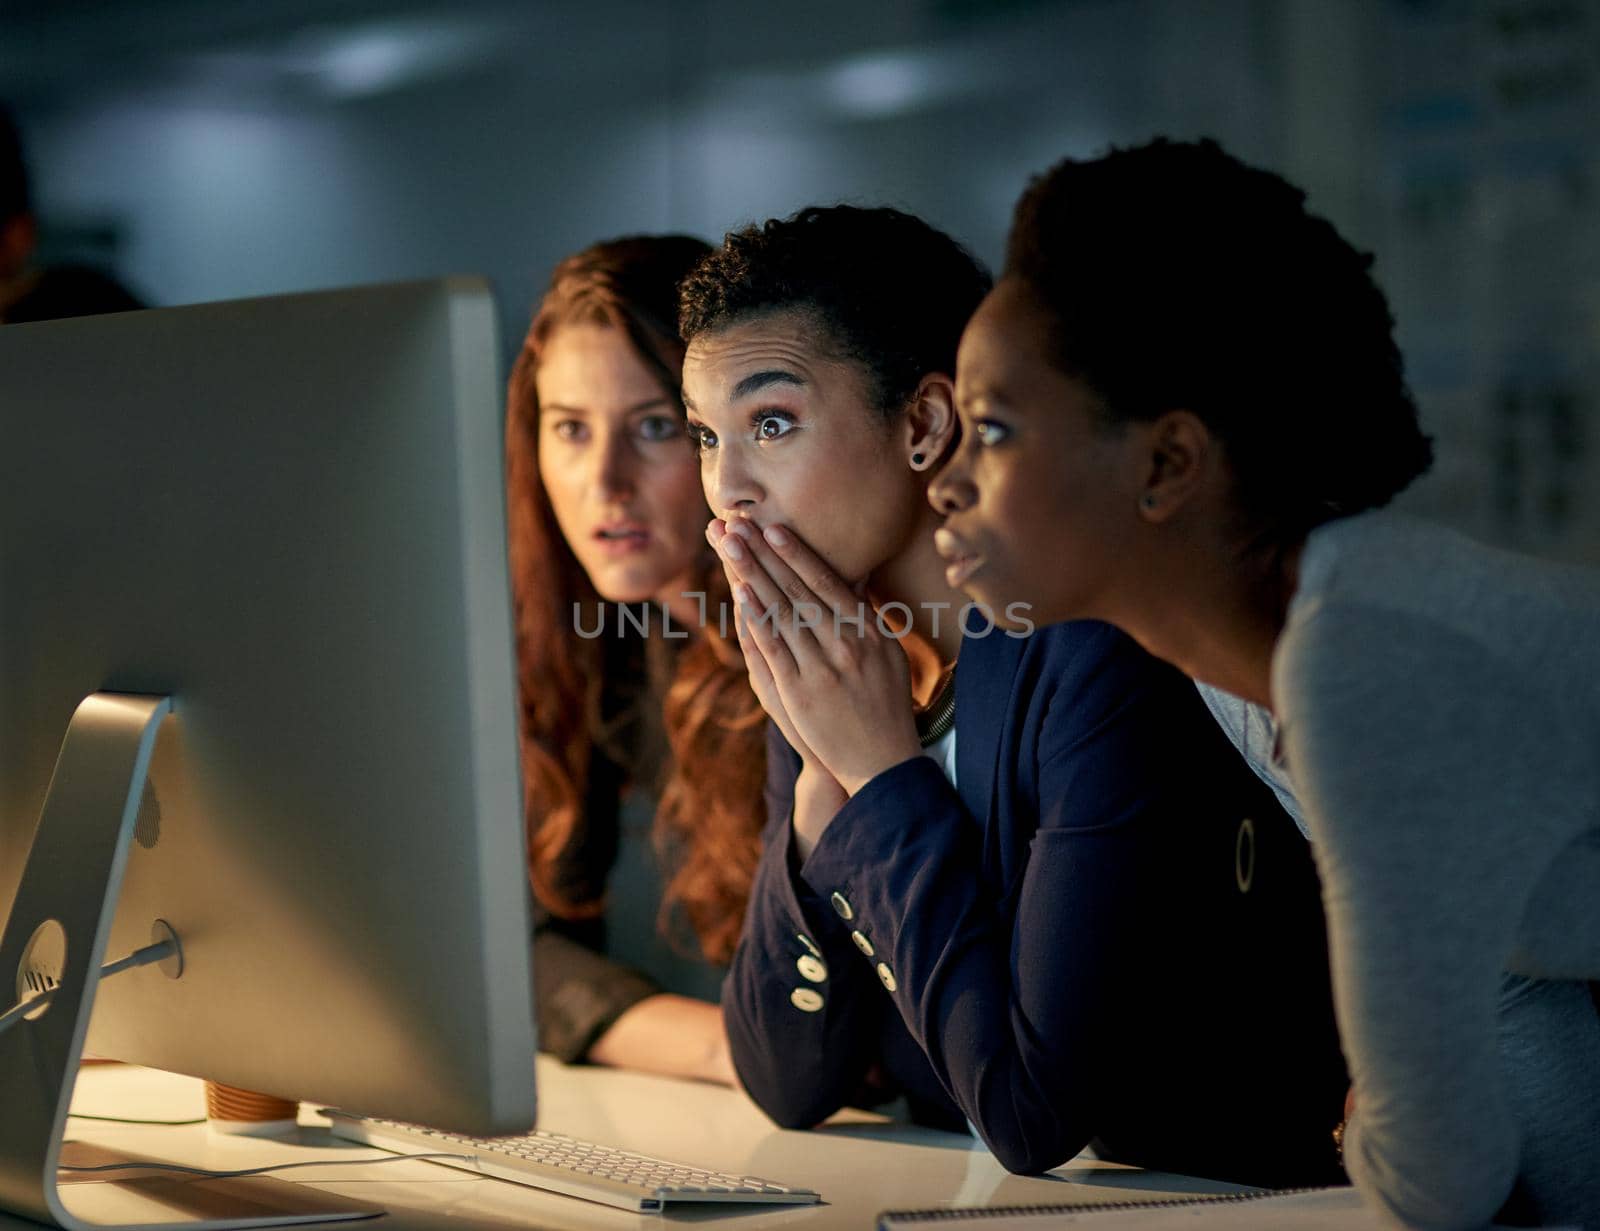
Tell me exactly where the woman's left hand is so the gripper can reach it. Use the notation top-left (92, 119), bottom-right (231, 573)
top-left (711, 517), bottom-right (923, 797)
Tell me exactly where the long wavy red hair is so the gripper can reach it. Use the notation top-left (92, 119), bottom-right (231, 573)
top-left (505, 236), bottom-right (766, 963)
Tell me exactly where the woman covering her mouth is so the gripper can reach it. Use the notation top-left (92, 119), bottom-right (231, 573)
top-left (505, 235), bottom-right (766, 1085)
top-left (677, 204), bottom-right (1349, 1185)
top-left (934, 138), bottom-right (1599, 1230)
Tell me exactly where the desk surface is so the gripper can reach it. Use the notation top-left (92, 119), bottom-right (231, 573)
top-left (6, 1060), bottom-right (1248, 1230)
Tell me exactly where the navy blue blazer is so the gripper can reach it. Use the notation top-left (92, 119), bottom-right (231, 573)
top-left (723, 619), bottom-right (1348, 1188)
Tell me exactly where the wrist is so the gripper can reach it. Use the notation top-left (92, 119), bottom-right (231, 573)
top-left (793, 765), bottom-right (845, 860)
top-left (796, 761), bottom-right (846, 803)
top-left (837, 740), bottom-right (924, 797)
top-left (705, 1029), bottom-right (736, 1088)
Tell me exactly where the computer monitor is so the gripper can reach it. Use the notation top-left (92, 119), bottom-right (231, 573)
top-left (0, 279), bottom-right (537, 1228)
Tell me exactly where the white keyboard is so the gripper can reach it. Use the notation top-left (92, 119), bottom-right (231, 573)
top-left (323, 1111), bottom-right (821, 1213)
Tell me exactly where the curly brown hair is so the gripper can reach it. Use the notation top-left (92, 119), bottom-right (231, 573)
top-left (677, 205), bottom-right (992, 421)
top-left (505, 235), bottom-right (765, 963)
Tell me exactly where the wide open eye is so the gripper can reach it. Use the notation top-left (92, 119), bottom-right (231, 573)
top-left (755, 412), bottom-right (795, 442)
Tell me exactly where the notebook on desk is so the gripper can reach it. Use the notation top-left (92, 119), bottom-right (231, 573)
top-left (877, 1185), bottom-right (1574, 1230)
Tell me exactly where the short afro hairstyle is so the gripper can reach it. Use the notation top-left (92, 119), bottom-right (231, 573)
top-left (1005, 138), bottom-right (1432, 547)
top-left (678, 204), bottom-right (991, 420)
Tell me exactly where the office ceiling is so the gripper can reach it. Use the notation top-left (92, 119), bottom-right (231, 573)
top-left (1, 0), bottom-right (1089, 111)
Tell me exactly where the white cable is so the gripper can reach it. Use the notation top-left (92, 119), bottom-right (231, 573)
top-left (59, 1153), bottom-right (479, 1179)
top-left (0, 936), bottom-right (178, 1038)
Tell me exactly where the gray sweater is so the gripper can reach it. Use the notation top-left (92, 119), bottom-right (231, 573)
top-left (1271, 511), bottom-right (1600, 1230)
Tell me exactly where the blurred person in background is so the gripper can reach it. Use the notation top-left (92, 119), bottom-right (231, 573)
top-left (0, 103), bottom-right (142, 325)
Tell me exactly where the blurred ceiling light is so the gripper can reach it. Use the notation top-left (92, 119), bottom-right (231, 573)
top-left (701, 32), bottom-right (1039, 126)
top-left (819, 44), bottom-right (1010, 119)
top-left (272, 17), bottom-right (507, 99)
top-left (822, 50), bottom-right (942, 118)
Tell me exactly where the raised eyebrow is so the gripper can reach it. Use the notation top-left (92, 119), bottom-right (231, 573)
top-left (731, 369), bottom-right (805, 401)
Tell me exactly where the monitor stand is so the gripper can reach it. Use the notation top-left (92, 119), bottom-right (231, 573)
top-left (0, 693), bottom-right (381, 1230)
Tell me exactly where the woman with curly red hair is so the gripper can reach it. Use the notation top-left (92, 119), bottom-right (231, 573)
top-left (505, 235), bottom-right (765, 1083)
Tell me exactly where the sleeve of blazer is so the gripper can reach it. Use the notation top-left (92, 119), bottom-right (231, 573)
top-left (721, 721), bottom-right (889, 1128)
top-left (796, 624), bottom-right (1191, 1173)
top-left (529, 753), bottom-right (660, 1065)
top-left (532, 912), bottom-right (661, 1065)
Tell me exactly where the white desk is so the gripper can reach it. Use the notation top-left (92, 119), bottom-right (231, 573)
top-left (5, 1060), bottom-right (1247, 1230)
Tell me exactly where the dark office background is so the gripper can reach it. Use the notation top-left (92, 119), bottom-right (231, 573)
top-left (6, 0), bottom-right (1598, 560)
